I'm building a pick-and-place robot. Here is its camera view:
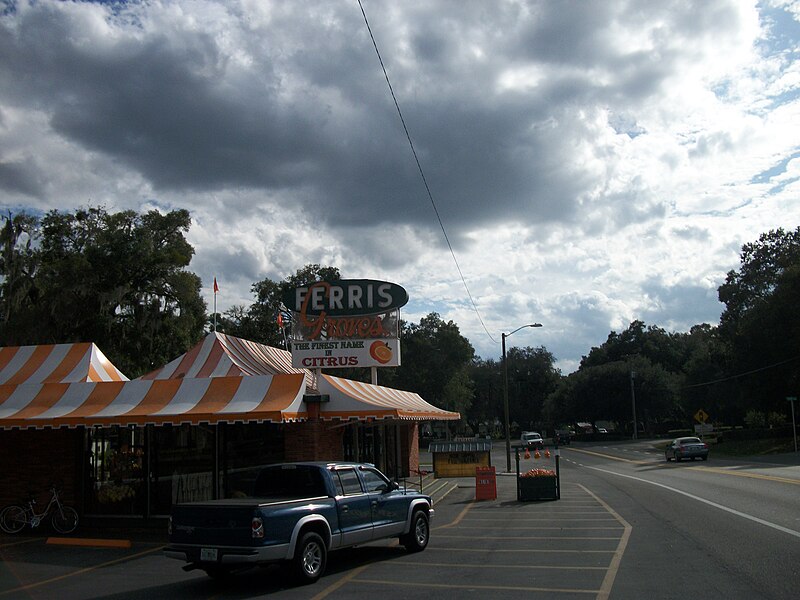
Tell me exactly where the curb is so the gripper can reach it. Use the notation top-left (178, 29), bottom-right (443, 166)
top-left (46, 537), bottom-right (132, 549)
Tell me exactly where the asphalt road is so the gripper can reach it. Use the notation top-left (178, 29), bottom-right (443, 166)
top-left (0, 440), bottom-right (798, 599)
top-left (557, 440), bottom-right (800, 600)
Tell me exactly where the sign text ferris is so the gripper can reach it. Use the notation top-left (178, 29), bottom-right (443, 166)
top-left (284, 279), bottom-right (409, 317)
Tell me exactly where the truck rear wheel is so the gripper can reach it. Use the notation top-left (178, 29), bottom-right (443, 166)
top-left (293, 532), bottom-right (326, 584)
top-left (400, 510), bottom-right (429, 552)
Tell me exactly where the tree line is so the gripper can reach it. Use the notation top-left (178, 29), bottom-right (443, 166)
top-left (2, 207), bottom-right (797, 433)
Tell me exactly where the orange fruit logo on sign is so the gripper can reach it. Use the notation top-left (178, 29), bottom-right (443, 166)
top-left (370, 341), bottom-right (393, 364)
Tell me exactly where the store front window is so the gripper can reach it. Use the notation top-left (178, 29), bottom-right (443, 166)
top-left (150, 423), bottom-right (216, 516)
top-left (86, 426), bottom-right (145, 516)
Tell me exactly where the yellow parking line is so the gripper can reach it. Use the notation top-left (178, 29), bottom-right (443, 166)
top-left (576, 484), bottom-right (632, 600)
top-left (350, 578), bottom-right (599, 594)
top-left (0, 537), bottom-right (42, 549)
top-left (0, 545), bottom-right (164, 597)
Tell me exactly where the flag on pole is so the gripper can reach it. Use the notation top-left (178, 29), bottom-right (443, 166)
top-left (212, 277), bottom-right (219, 332)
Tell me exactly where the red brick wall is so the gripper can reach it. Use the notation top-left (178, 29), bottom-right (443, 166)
top-left (0, 428), bottom-right (82, 510)
top-left (284, 421), bottom-right (345, 462)
top-left (406, 422), bottom-right (420, 475)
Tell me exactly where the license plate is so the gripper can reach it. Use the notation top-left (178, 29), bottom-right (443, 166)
top-left (200, 548), bottom-right (218, 562)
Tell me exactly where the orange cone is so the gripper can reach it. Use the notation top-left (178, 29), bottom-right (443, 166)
top-left (544, 449), bottom-right (551, 459)
top-left (534, 449), bottom-right (541, 459)
top-left (524, 448), bottom-right (531, 460)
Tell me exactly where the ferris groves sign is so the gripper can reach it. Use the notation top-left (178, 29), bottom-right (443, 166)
top-left (285, 279), bottom-right (407, 368)
top-left (283, 279), bottom-right (408, 317)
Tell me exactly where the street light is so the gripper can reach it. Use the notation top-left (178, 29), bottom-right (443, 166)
top-left (502, 323), bottom-right (543, 473)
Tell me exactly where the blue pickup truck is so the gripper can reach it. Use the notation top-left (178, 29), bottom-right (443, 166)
top-left (164, 461), bottom-right (433, 583)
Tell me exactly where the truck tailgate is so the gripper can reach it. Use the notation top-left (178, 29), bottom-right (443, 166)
top-left (170, 504), bottom-right (256, 546)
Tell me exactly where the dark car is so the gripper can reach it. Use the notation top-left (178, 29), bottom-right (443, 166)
top-left (553, 430), bottom-right (571, 445)
top-left (665, 437), bottom-right (709, 462)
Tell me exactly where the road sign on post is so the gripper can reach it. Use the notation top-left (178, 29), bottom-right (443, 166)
top-left (694, 409), bottom-right (709, 424)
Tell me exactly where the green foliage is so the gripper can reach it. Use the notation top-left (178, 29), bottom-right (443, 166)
top-left (0, 207), bottom-right (206, 377)
top-left (390, 313), bottom-right (475, 415)
top-left (717, 227), bottom-right (800, 416)
top-left (217, 264), bottom-right (340, 347)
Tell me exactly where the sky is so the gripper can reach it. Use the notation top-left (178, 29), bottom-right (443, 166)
top-left (1, 0), bottom-right (799, 373)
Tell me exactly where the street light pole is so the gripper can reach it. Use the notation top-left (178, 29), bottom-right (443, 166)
top-left (630, 371), bottom-right (637, 440)
top-left (788, 396), bottom-right (798, 453)
top-left (502, 323), bottom-right (543, 473)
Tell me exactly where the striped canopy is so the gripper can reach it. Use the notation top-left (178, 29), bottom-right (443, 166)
top-left (139, 331), bottom-right (316, 390)
top-left (0, 334), bottom-right (459, 429)
top-left (316, 374), bottom-right (461, 421)
top-left (0, 342), bottom-right (128, 385)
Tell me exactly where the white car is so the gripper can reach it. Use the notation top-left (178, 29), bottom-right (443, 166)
top-left (520, 431), bottom-right (544, 449)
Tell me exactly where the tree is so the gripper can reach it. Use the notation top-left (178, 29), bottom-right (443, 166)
top-left (717, 227), bottom-right (800, 416)
top-left (220, 264), bottom-right (340, 347)
top-left (390, 313), bottom-right (475, 416)
top-left (0, 207), bottom-right (206, 377)
top-left (0, 212), bottom-right (40, 344)
top-left (504, 346), bottom-right (561, 431)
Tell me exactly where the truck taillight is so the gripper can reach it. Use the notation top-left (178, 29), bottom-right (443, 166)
top-left (251, 517), bottom-right (264, 539)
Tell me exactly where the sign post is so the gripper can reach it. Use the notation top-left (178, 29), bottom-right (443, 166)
top-left (788, 397), bottom-right (798, 453)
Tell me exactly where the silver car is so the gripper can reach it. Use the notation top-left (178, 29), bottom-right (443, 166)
top-left (665, 437), bottom-right (709, 462)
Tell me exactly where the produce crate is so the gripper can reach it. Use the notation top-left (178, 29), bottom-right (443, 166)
top-left (517, 475), bottom-right (558, 501)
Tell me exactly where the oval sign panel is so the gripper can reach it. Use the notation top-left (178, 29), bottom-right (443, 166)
top-left (284, 279), bottom-right (409, 317)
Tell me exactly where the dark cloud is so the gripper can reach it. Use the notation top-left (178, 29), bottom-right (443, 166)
top-left (0, 0), bottom-right (794, 372)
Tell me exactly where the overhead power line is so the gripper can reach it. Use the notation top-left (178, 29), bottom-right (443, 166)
top-left (357, 0), bottom-right (497, 344)
top-left (683, 355), bottom-right (800, 389)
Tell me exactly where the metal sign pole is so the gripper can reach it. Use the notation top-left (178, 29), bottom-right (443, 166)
top-left (788, 397), bottom-right (798, 453)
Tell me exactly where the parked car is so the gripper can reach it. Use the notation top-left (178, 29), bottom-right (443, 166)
top-left (665, 437), bottom-right (709, 462)
top-left (165, 462), bottom-right (433, 583)
top-left (553, 430), bottom-right (571, 445)
top-left (520, 431), bottom-right (544, 449)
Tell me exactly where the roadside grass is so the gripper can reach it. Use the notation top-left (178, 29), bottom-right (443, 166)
top-left (709, 437), bottom-right (796, 457)
top-left (653, 437), bottom-right (796, 456)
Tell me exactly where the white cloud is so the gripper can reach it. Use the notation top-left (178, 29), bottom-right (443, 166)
top-left (1, 0), bottom-right (799, 373)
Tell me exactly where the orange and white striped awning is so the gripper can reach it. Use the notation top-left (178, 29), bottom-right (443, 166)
top-left (0, 373), bottom-right (306, 430)
top-left (0, 342), bottom-right (128, 385)
top-left (139, 332), bottom-right (316, 390)
top-left (314, 374), bottom-right (460, 421)
top-left (0, 335), bottom-right (458, 428)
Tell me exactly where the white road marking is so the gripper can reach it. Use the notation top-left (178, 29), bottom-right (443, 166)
top-left (586, 465), bottom-right (800, 540)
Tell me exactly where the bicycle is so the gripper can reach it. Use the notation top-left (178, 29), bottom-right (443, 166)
top-left (0, 487), bottom-right (79, 534)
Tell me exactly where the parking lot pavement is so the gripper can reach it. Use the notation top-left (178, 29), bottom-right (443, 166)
top-left (0, 469), bottom-right (630, 599)
top-left (321, 472), bottom-right (629, 600)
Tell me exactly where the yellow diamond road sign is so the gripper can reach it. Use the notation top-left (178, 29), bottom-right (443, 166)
top-left (694, 409), bottom-right (709, 424)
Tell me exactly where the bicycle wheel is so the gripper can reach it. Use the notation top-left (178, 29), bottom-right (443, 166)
top-left (1, 505), bottom-right (27, 534)
top-left (51, 505), bottom-right (78, 534)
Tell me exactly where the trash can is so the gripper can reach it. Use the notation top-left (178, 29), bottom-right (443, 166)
top-left (475, 466), bottom-right (497, 500)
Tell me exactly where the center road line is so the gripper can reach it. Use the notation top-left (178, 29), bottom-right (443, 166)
top-left (568, 447), bottom-right (650, 464)
top-left (686, 465), bottom-right (800, 485)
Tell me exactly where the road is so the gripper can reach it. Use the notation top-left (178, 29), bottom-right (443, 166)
top-left (554, 440), bottom-right (800, 599)
top-left (0, 440), bottom-right (798, 599)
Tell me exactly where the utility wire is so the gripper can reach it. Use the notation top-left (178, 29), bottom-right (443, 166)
top-left (357, 0), bottom-right (497, 344)
top-left (683, 354), bottom-right (800, 389)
